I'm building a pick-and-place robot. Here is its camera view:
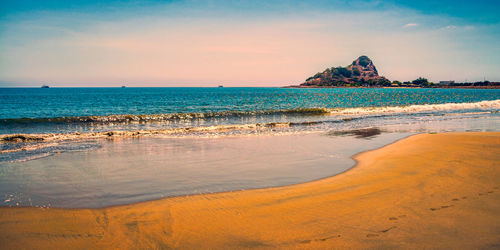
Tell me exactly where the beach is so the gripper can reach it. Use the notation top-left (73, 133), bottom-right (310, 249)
top-left (2, 0), bottom-right (500, 248)
top-left (0, 132), bottom-right (499, 249)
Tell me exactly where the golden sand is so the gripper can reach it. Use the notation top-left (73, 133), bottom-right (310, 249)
top-left (0, 132), bottom-right (499, 249)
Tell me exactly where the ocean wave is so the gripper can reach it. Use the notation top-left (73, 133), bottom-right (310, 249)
top-left (0, 141), bottom-right (102, 163)
top-left (1, 142), bottom-right (60, 154)
top-left (0, 116), bottom-right (371, 147)
top-left (0, 122), bottom-right (310, 148)
top-left (0, 108), bottom-right (330, 125)
top-left (1, 99), bottom-right (498, 157)
top-left (1, 100), bottom-right (498, 126)
top-left (327, 99), bottom-right (500, 115)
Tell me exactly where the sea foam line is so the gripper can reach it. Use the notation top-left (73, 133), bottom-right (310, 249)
top-left (328, 99), bottom-right (500, 115)
top-left (0, 122), bottom-right (295, 150)
top-left (1, 100), bottom-right (498, 125)
top-left (0, 100), bottom-right (498, 149)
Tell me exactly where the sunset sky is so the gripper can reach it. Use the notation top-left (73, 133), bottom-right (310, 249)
top-left (1, 0), bottom-right (499, 87)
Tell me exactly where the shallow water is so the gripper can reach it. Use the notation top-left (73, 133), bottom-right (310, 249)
top-left (1, 88), bottom-right (499, 136)
top-left (0, 132), bottom-right (411, 208)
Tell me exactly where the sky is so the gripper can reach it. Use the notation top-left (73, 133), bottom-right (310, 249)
top-left (0, 0), bottom-right (499, 87)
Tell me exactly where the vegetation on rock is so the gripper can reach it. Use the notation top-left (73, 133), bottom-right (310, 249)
top-left (300, 55), bottom-right (390, 87)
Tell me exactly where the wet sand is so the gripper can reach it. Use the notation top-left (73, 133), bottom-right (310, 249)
top-left (0, 132), bottom-right (499, 249)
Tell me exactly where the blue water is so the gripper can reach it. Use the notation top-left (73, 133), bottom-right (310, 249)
top-left (1, 87), bottom-right (499, 119)
top-left (0, 87), bottom-right (499, 208)
top-left (0, 87), bottom-right (499, 136)
top-left (0, 87), bottom-right (499, 163)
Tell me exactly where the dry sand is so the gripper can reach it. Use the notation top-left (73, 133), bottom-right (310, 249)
top-left (0, 132), bottom-right (499, 249)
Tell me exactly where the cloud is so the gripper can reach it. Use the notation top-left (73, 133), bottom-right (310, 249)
top-left (404, 23), bottom-right (419, 28)
top-left (439, 24), bottom-right (476, 31)
top-left (441, 25), bottom-right (457, 30)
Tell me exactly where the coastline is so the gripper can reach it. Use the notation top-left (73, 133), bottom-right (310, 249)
top-left (284, 85), bottom-right (500, 89)
top-left (0, 132), bottom-right (499, 248)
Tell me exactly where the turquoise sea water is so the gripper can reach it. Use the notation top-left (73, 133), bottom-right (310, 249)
top-left (0, 87), bottom-right (499, 208)
top-left (1, 87), bottom-right (499, 135)
top-left (1, 87), bottom-right (499, 163)
top-left (1, 87), bottom-right (499, 119)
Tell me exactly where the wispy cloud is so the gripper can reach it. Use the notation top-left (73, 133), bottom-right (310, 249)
top-left (439, 24), bottom-right (476, 31)
top-left (441, 25), bottom-right (457, 30)
top-left (403, 23), bottom-right (419, 28)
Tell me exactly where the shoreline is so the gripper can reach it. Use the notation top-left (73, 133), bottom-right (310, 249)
top-left (1, 131), bottom-right (412, 210)
top-left (284, 85), bottom-right (500, 89)
top-left (1, 98), bottom-right (498, 145)
top-left (0, 132), bottom-right (499, 248)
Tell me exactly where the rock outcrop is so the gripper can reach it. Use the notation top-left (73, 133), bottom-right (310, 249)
top-left (300, 56), bottom-right (390, 87)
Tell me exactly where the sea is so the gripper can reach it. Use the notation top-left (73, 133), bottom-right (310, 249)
top-left (0, 87), bottom-right (499, 208)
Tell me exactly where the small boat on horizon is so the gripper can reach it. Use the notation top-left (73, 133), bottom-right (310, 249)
top-left (41, 85), bottom-right (49, 88)
top-left (121, 86), bottom-right (126, 88)
top-left (218, 85), bottom-right (223, 88)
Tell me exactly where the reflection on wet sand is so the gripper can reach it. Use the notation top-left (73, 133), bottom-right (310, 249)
top-left (328, 127), bottom-right (382, 138)
top-left (0, 132), bottom-right (410, 208)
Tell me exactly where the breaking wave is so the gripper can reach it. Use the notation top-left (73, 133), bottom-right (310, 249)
top-left (0, 108), bottom-right (329, 124)
top-left (327, 99), bottom-right (500, 115)
top-left (1, 100), bottom-right (498, 125)
top-left (0, 120), bottom-right (332, 148)
top-left (1, 99), bottom-right (498, 162)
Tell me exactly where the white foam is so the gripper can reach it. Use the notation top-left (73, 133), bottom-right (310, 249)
top-left (329, 100), bottom-right (500, 115)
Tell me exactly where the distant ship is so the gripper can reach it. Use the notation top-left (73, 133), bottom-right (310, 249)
top-left (218, 85), bottom-right (223, 88)
top-left (121, 86), bottom-right (126, 88)
top-left (41, 85), bottom-right (49, 88)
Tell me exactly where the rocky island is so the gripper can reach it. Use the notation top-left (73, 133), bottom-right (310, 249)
top-left (289, 55), bottom-right (500, 88)
top-left (299, 56), bottom-right (391, 87)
